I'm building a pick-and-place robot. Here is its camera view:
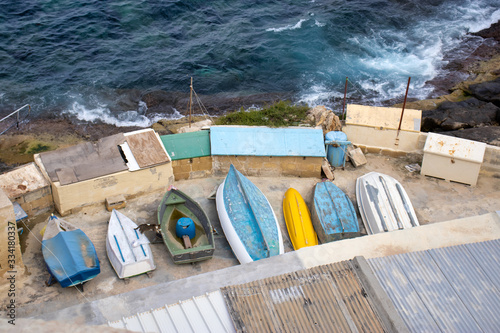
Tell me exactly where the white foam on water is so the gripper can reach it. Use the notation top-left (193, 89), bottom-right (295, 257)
top-left (63, 101), bottom-right (183, 127)
top-left (244, 105), bottom-right (262, 112)
top-left (296, 0), bottom-right (500, 108)
top-left (452, 5), bottom-right (500, 33)
top-left (314, 20), bottom-right (325, 28)
top-left (297, 83), bottom-right (344, 110)
top-left (266, 19), bottom-right (308, 32)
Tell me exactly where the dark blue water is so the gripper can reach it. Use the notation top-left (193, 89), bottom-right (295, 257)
top-left (1, 0), bottom-right (499, 126)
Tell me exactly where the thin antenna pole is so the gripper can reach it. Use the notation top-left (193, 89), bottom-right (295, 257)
top-left (189, 77), bottom-right (193, 128)
top-left (342, 76), bottom-right (348, 120)
top-left (397, 77), bottom-right (411, 136)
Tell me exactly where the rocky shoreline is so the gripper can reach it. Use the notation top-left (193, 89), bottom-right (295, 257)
top-left (1, 22), bottom-right (499, 172)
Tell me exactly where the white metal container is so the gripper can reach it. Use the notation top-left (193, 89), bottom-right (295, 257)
top-left (421, 133), bottom-right (486, 186)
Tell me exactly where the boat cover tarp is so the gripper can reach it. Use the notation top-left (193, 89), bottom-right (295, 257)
top-left (42, 229), bottom-right (100, 288)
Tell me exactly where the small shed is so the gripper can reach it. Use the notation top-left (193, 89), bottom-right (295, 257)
top-left (421, 133), bottom-right (486, 186)
top-left (35, 129), bottom-right (174, 216)
top-left (210, 126), bottom-right (325, 177)
top-left (160, 130), bottom-right (212, 180)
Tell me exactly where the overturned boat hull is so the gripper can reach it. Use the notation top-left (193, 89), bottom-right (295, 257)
top-left (356, 171), bottom-right (419, 234)
top-left (106, 209), bottom-right (156, 279)
top-left (312, 181), bottom-right (359, 243)
top-left (283, 188), bottom-right (318, 250)
top-left (216, 164), bottom-right (284, 264)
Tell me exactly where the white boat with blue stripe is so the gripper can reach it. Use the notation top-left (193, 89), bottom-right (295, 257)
top-left (106, 209), bottom-right (156, 279)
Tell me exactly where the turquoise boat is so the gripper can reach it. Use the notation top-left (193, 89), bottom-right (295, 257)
top-left (311, 181), bottom-right (360, 243)
top-left (216, 164), bottom-right (284, 264)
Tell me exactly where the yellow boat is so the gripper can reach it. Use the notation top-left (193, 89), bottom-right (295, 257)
top-left (283, 188), bottom-right (318, 250)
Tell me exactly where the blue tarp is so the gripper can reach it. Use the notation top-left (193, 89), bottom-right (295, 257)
top-left (42, 229), bottom-right (100, 288)
top-left (210, 126), bottom-right (326, 157)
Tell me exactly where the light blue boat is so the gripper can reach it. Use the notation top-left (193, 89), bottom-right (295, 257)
top-left (311, 181), bottom-right (360, 243)
top-left (216, 165), bottom-right (284, 264)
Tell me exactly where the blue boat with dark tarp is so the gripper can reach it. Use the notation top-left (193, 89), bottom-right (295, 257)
top-left (42, 215), bottom-right (100, 289)
top-left (311, 181), bottom-right (360, 243)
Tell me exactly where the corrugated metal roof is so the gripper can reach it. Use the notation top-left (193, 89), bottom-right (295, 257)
top-left (160, 130), bottom-right (211, 161)
top-left (368, 239), bottom-right (500, 333)
top-left (210, 126), bottom-right (326, 157)
top-left (222, 260), bottom-right (385, 332)
top-left (107, 291), bottom-right (235, 333)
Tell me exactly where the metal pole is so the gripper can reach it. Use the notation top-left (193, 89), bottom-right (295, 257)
top-left (189, 77), bottom-right (193, 128)
top-left (342, 76), bottom-right (348, 120)
top-left (396, 77), bottom-right (411, 138)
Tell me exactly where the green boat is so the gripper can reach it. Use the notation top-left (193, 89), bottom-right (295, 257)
top-left (157, 188), bottom-right (215, 264)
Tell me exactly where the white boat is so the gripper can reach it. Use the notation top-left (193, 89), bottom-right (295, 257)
top-left (106, 209), bottom-right (156, 279)
top-left (216, 165), bottom-right (284, 264)
top-left (356, 172), bottom-right (419, 234)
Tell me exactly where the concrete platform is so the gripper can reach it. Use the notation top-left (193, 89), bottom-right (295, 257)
top-left (8, 153), bottom-right (500, 326)
top-left (33, 211), bottom-right (500, 326)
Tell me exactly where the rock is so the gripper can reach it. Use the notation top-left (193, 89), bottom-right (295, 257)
top-left (308, 106), bottom-right (342, 134)
top-left (141, 90), bottom-right (291, 117)
top-left (421, 98), bottom-right (499, 132)
top-left (177, 119), bottom-right (213, 133)
top-left (309, 105), bottom-right (328, 119)
top-left (325, 112), bottom-right (342, 132)
top-left (472, 21), bottom-right (500, 42)
top-left (141, 90), bottom-right (189, 115)
top-left (442, 126), bottom-right (500, 147)
top-left (468, 77), bottom-right (500, 106)
top-left (151, 122), bottom-right (173, 136)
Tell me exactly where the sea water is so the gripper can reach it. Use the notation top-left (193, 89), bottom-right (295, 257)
top-left (0, 0), bottom-right (499, 126)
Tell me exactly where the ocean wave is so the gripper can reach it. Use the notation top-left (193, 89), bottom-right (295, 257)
top-left (1, 0), bottom-right (499, 125)
top-left (266, 19), bottom-right (308, 33)
top-left (314, 20), bottom-right (325, 28)
top-left (63, 101), bottom-right (183, 127)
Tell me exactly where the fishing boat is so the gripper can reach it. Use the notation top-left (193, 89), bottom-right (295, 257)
top-left (216, 164), bottom-right (284, 264)
top-left (106, 209), bottom-right (155, 279)
top-left (157, 187), bottom-right (215, 264)
top-left (282, 188), bottom-right (318, 250)
top-left (42, 215), bottom-right (100, 289)
top-left (311, 181), bottom-right (359, 243)
top-left (356, 171), bottom-right (419, 234)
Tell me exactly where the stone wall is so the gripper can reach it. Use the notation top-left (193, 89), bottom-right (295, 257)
top-left (11, 186), bottom-right (53, 218)
top-left (212, 155), bottom-right (323, 178)
top-left (172, 156), bottom-right (213, 180)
